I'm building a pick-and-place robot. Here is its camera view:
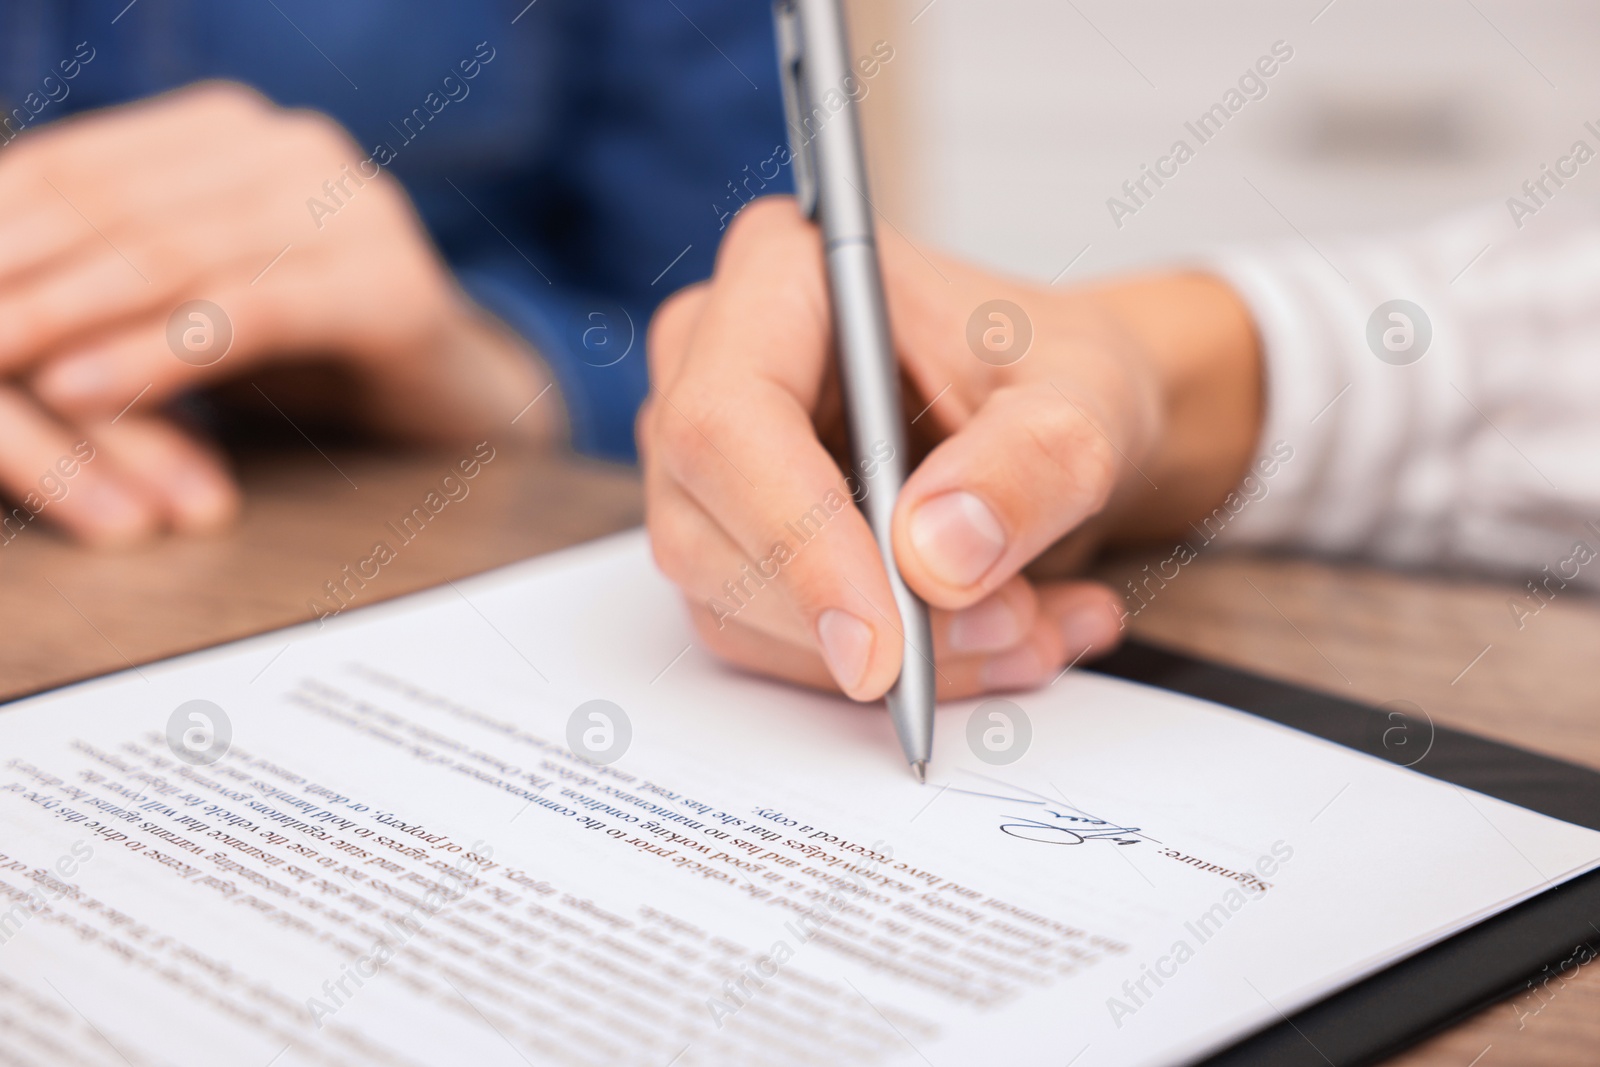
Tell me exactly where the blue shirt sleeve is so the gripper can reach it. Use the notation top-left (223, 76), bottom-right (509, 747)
top-left (445, 3), bottom-right (794, 462)
top-left (453, 260), bottom-right (653, 463)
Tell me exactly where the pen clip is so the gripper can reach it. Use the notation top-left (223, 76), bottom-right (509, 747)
top-left (773, 0), bottom-right (818, 220)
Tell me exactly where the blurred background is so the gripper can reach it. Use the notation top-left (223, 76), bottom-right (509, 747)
top-left (852, 0), bottom-right (1598, 280)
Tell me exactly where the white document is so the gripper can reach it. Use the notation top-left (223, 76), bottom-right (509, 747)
top-left (2, 531), bottom-right (1597, 1067)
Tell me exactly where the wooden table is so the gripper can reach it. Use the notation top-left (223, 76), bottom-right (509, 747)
top-left (2, 448), bottom-right (1595, 1065)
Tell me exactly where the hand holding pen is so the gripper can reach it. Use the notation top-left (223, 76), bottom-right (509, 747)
top-left (639, 3), bottom-right (1263, 772)
top-left (639, 192), bottom-right (1143, 710)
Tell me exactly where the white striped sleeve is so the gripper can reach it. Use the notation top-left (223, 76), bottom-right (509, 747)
top-left (1203, 199), bottom-right (1600, 588)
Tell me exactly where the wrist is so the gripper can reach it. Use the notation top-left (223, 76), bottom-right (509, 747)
top-left (1089, 272), bottom-right (1264, 543)
top-left (366, 295), bottom-right (567, 446)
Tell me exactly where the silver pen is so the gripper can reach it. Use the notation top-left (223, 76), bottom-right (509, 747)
top-left (774, 0), bottom-right (936, 783)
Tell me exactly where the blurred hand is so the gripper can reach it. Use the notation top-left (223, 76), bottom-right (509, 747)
top-left (0, 82), bottom-right (557, 546)
top-left (642, 197), bottom-right (1261, 701)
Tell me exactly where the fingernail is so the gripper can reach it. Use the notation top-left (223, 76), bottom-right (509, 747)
top-left (1061, 610), bottom-right (1106, 660)
top-left (169, 466), bottom-right (240, 531)
top-left (817, 608), bottom-right (874, 692)
top-left (909, 490), bottom-right (1006, 588)
top-left (38, 356), bottom-right (115, 404)
top-left (77, 482), bottom-right (153, 542)
top-left (981, 646), bottom-right (1045, 691)
top-left (947, 596), bottom-right (1022, 653)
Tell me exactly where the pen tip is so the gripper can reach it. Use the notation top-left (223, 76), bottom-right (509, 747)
top-left (910, 760), bottom-right (927, 785)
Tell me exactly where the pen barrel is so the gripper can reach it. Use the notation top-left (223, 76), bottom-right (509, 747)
top-left (790, 0), bottom-right (875, 244)
top-left (826, 242), bottom-right (936, 763)
top-left (782, 0), bottom-right (936, 764)
top-left (824, 241), bottom-right (902, 533)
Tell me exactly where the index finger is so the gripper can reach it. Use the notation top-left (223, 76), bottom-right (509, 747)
top-left (646, 197), bottom-right (907, 700)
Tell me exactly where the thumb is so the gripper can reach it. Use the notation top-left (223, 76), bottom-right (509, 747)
top-left (891, 380), bottom-right (1143, 610)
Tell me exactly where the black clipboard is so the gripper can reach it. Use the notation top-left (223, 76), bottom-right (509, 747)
top-left (1089, 640), bottom-right (1600, 1067)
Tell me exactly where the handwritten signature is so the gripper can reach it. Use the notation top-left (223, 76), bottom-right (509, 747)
top-left (947, 774), bottom-right (1151, 847)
